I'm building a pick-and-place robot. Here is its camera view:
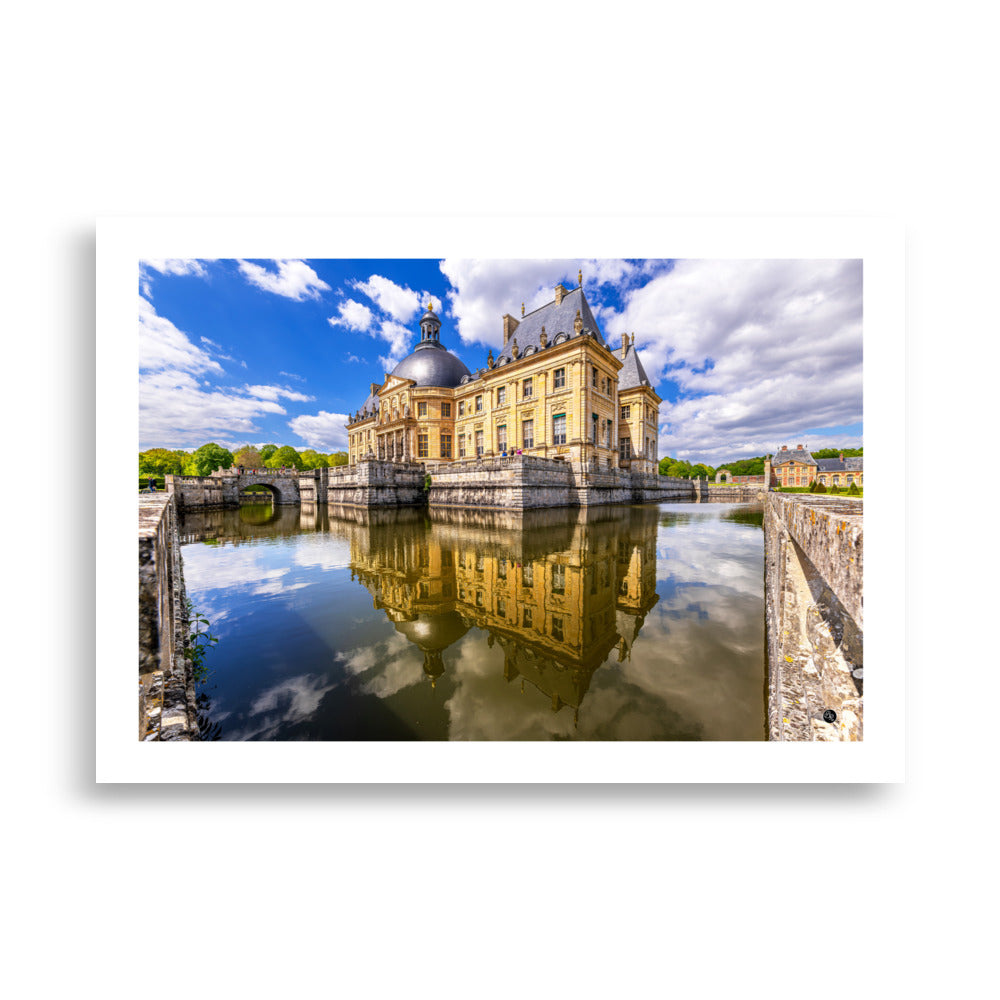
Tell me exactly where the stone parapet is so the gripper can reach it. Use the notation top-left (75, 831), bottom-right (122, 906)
top-left (138, 494), bottom-right (197, 741)
top-left (764, 494), bottom-right (863, 742)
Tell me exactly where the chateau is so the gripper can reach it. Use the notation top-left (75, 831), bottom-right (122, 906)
top-left (345, 275), bottom-right (661, 475)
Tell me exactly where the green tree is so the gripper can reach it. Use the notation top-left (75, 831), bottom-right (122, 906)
top-left (233, 445), bottom-right (264, 469)
top-left (267, 445), bottom-right (304, 470)
top-left (848, 481), bottom-right (860, 495)
top-left (812, 447), bottom-right (863, 459)
top-left (299, 449), bottom-right (329, 469)
top-left (328, 451), bottom-right (349, 467)
top-left (187, 442), bottom-right (235, 476)
top-left (814, 480), bottom-right (828, 493)
top-left (260, 444), bottom-right (278, 463)
top-left (139, 448), bottom-right (184, 477)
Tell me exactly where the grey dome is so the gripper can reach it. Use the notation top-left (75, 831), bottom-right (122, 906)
top-left (390, 341), bottom-right (470, 388)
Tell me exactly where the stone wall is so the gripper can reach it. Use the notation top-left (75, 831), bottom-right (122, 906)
top-left (764, 493), bottom-right (863, 742)
top-left (321, 459), bottom-right (427, 508)
top-left (138, 494), bottom-right (197, 740)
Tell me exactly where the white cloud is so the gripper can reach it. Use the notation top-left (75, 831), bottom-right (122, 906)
top-left (140, 369), bottom-right (289, 447)
top-left (237, 258), bottom-right (330, 300)
top-left (139, 295), bottom-right (223, 375)
top-left (287, 410), bottom-right (350, 451)
top-left (598, 259), bottom-right (862, 462)
top-left (138, 298), bottom-right (323, 447)
top-left (327, 298), bottom-right (374, 332)
top-left (350, 274), bottom-right (426, 323)
top-left (139, 259), bottom-right (214, 298)
top-left (242, 384), bottom-right (315, 403)
top-left (438, 258), bottom-right (637, 347)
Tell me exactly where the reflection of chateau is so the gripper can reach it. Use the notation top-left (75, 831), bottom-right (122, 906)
top-left (333, 504), bottom-right (659, 721)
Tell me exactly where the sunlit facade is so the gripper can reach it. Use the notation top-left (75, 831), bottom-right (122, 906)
top-left (346, 279), bottom-right (662, 474)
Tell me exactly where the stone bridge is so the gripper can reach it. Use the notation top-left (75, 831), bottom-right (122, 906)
top-left (166, 470), bottom-right (301, 510)
top-left (765, 493), bottom-right (863, 742)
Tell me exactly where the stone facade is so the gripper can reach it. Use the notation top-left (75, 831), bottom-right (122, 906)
top-left (346, 281), bottom-right (662, 475)
top-left (764, 493), bottom-right (863, 742)
top-left (138, 494), bottom-right (197, 740)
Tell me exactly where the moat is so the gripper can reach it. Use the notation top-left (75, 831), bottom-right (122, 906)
top-left (179, 501), bottom-right (767, 741)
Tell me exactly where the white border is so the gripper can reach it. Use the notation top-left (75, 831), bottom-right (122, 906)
top-left (98, 215), bottom-right (904, 783)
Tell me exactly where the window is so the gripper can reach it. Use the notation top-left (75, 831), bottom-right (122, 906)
top-left (621, 404), bottom-right (630, 420)
top-left (552, 564), bottom-right (565, 595)
top-left (522, 563), bottom-right (533, 587)
top-left (497, 597), bottom-right (506, 618)
top-left (440, 433), bottom-right (452, 458)
top-left (619, 437), bottom-right (632, 462)
top-left (551, 615), bottom-right (563, 642)
top-left (475, 430), bottom-right (484, 456)
top-left (592, 366), bottom-right (598, 387)
top-left (417, 433), bottom-right (428, 458)
top-left (606, 419), bottom-right (612, 446)
top-left (552, 413), bottom-right (566, 445)
top-left (523, 607), bottom-right (532, 628)
top-left (498, 558), bottom-right (507, 580)
top-left (441, 401), bottom-right (451, 417)
top-left (592, 413), bottom-right (598, 444)
top-left (459, 435), bottom-right (466, 458)
top-left (497, 424), bottom-right (507, 452)
top-left (497, 386), bottom-right (506, 406)
top-left (475, 395), bottom-right (483, 412)
top-left (419, 582), bottom-right (429, 598)
top-left (522, 377), bottom-right (533, 399)
top-left (554, 367), bottom-right (566, 389)
top-left (417, 401), bottom-right (427, 417)
top-left (522, 419), bottom-right (534, 449)
top-left (459, 400), bottom-right (465, 417)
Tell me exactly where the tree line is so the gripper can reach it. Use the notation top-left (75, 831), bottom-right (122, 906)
top-left (139, 443), bottom-right (349, 478)
top-left (658, 448), bottom-right (862, 479)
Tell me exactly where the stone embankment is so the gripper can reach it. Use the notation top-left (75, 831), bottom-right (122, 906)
top-left (139, 494), bottom-right (197, 740)
top-left (307, 455), bottom-right (694, 509)
top-left (764, 493), bottom-right (863, 741)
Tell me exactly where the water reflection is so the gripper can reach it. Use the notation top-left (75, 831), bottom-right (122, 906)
top-left (180, 502), bottom-right (765, 741)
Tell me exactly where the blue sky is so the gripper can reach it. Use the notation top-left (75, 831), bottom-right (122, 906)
top-left (139, 257), bottom-right (863, 464)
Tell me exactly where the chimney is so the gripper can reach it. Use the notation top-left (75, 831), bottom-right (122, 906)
top-left (370, 382), bottom-right (380, 395)
top-left (781, 445), bottom-right (788, 451)
top-left (502, 313), bottom-right (519, 345)
top-left (621, 332), bottom-right (630, 350)
top-left (554, 283), bottom-right (567, 305)
top-left (797, 444), bottom-right (803, 450)
top-left (839, 452), bottom-right (844, 462)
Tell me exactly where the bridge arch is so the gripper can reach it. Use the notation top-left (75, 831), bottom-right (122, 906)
top-left (715, 469), bottom-right (732, 483)
top-left (234, 473), bottom-right (299, 505)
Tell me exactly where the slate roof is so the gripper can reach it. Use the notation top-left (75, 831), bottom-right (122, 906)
top-left (390, 339), bottom-right (471, 388)
top-left (771, 446), bottom-right (817, 467)
top-left (815, 456), bottom-right (863, 472)
top-left (611, 341), bottom-right (653, 390)
top-left (496, 286), bottom-right (605, 363)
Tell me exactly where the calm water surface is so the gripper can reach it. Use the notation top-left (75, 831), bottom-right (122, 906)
top-left (181, 501), bottom-right (766, 740)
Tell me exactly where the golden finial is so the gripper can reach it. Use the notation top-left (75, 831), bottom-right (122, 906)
top-left (427, 299), bottom-right (434, 313)
top-left (578, 268), bottom-right (582, 288)
top-left (521, 302), bottom-right (525, 317)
